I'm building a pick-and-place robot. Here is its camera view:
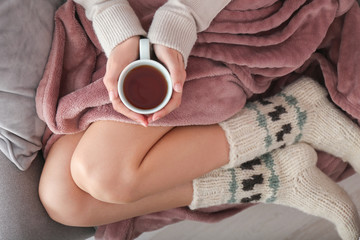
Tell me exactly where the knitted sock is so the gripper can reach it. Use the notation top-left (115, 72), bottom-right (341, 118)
top-left (219, 77), bottom-right (360, 173)
top-left (190, 143), bottom-right (360, 240)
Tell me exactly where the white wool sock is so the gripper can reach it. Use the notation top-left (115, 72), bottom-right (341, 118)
top-left (190, 143), bottom-right (360, 240)
top-left (219, 77), bottom-right (360, 173)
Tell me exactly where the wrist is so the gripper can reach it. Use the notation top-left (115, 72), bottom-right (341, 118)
top-left (92, 3), bottom-right (146, 57)
top-left (148, 8), bottom-right (197, 68)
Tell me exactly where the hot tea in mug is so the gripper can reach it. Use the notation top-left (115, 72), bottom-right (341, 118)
top-left (118, 38), bottom-right (172, 115)
top-left (123, 65), bottom-right (168, 110)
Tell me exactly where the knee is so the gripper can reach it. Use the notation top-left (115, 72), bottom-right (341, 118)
top-left (39, 176), bottom-right (89, 227)
top-left (70, 151), bottom-right (140, 204)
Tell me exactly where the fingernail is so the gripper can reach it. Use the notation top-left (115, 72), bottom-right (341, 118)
top-left (174, 83), bottom-right (182, 92)
top-left (109, 90), bottom-right (116, 101)
top-left (138, 120), bottom-right (147, 127)
top-left (152, 115), bottom-right (160, 122)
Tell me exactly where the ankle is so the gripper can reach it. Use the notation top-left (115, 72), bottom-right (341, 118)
top-left (282, 77), bottom-right (328, 107)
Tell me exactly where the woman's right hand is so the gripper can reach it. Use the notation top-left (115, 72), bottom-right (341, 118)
top-left (103, 36), bottom-right (149, 127)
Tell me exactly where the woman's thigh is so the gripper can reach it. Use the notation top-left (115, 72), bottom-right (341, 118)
top-left (70, 121), bottom-right (173, 201)
top-left (70, 120), bottom-right (228, 204)
top-left (73, 120), bottom-right (172, 172)
top-left (39, 124), bottom-right (191, 226)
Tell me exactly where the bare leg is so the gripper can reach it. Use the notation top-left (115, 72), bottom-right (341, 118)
top-left (40, 121), bottom-right (229, 226)
top-left (39, 131), bottom-right (193, 227)
top-left (70, 121), bottom-right (229, 203)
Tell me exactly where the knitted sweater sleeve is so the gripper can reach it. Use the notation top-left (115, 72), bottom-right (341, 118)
top-left (148, 0), bottom-right (231, 66)
top-left (74, 0), bottom-right (146, 57)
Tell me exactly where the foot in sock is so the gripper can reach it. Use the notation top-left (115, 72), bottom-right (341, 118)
top-left (219, 76), bottom-right (360, 172)
top-left (190, 143), bottom-right (360, 240)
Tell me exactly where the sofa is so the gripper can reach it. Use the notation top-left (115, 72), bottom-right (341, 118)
top-left (1, 0), bottom-right (359, 240)
top-left (0, 0), bottom-right (94, 239)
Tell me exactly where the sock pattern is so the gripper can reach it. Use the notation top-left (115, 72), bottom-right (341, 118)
top-left (190, 143), bottom-right (360, 240)
top-left (220, 77), bottom-right (360, 173)
top-left (226, 153), bottom-right (279, 204)
top-left (191, 151), bottom-right (281, 208)
top-left (245, 90), bottom-right (307, 153)
top-left (220, 85), bottom-right (308, 168)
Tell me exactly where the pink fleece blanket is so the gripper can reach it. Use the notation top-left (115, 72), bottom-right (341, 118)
top-left (36, 0), bottom-right (360, 239)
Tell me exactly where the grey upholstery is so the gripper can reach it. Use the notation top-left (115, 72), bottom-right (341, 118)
top-left (0, 152), bottom-right (95, 240)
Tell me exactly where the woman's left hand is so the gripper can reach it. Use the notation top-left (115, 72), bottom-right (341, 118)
top-left (148, 44), bottom-right (186, 123)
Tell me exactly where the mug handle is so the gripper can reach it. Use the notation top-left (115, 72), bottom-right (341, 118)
top-left (139, 38), bottom-right (150, 60)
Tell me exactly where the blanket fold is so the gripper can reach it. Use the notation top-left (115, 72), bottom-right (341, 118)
top-left (35, 0), bottom-right (360, 239)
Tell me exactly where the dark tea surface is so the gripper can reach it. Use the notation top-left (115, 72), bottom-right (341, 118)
top-left (123, 65), bottom-right (168, 110)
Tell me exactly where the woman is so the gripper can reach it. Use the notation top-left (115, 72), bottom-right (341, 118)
top-left (38, 1), bottom-right (360, 239)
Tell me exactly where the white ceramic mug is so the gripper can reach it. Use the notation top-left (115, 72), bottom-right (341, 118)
top-left (118, 38), bottom-right (172, 115)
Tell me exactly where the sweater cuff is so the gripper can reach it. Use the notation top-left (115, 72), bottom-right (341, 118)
top-left (92, 4), bottom-right (146, 57)
top-left (147, 8), bottom-right (197, 68)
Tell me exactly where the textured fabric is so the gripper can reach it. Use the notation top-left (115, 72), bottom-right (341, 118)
top-left (147, 0), bottom-right (231, 66)
top-left (220, 77), bottom-right (360, 172)
top-left (191, 143), bottom-right (360, 240)
top-left (74, 0), bottom-right (230, 64)
top-left (0, 152), bottom-right (95, 240)
top-left (36, 0), bottom-right (360, 159)
top-left (0, 0), bottom-right (94, 238)
top-left (35, 0), bottom-right (360, 239)
top-left (74, 0), bottom-right (146, 57)
top-left (0, 0), bottom-right (64, 170)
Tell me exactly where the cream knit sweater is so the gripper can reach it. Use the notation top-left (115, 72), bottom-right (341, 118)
top-left (74, 0), bottom-right (231, 65)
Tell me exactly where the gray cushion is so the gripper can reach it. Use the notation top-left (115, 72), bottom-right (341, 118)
top-left (0, 0), bottom-right (65, 170)
top-left (0, 152), bottom-right (95, 240)
top-left (0, 2), bottom-right (95, 238)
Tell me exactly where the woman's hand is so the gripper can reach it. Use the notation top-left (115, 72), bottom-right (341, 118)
top-left (148, 44), bottom-right (186, 123)
top-left (103, 36), bottom-right (149, 127)
top-left (104, 37), bottom-right (186, 126)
